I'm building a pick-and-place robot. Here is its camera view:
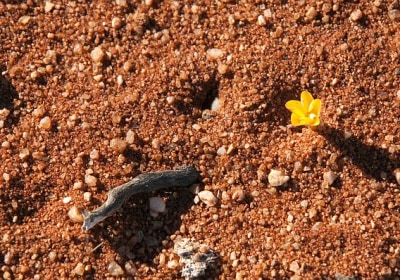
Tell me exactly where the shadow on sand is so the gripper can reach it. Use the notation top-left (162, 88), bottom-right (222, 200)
top-left (320, 125), bottom-right (399, 183)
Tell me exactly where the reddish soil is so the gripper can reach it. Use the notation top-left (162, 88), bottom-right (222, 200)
top-left (1, 0), bottom-right (399, 279)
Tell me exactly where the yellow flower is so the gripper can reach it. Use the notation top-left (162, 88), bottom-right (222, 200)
top-left (285, 91), bottom-right (322, 127)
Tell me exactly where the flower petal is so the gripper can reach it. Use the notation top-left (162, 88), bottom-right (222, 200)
top-left (309, 99), bottom-right (321, 116)
top-left (285, 100), bottom-right (305, 116)
top-left (290, 113), bottom-right (303, 126)
top-left (301, 91), bottom-right (314, 111)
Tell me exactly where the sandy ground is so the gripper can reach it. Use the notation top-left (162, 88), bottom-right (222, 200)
top-left (1, 0), bottom-right (400, 279)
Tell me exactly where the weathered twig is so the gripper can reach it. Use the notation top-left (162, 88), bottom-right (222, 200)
top-left (79, 165), bottom-right (199, 230)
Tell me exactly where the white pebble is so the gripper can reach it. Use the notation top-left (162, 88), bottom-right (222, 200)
top-left (198, 190), bottom-right (218, 206)
top-left (166, 96), bottom-right (175, 104)
top-left (44, 1), bottom-right (55, 13)
top-left (210, 97), bottom-right (220, 111)
top-left (289, 260), bottom-right (300, 273)
top-left (91, 46), bottom-right (105, 63)
top-left (39, 116), bottom-right (52, 130)
top-left (257, 15), bottom-right (267, 26)
top-left (110, 138), bottom-right (127, 153)
top-left (73, 181), bottom-right (83, 190)
top-left (72, 262), bottom-right (85, 276)
top-left (268, 169), bottom-right (289, 187)
top-left (117, 75), bottom-right (124, 86)
top-left (108, 261), bottom-right (124, 276)
top-left (394, 169), bottom-right (400, 186)
top-left (83, 192), bottom-right (92, 202)
top-left (206, 48), bottom-right (223, 60)
top-left (3, 173), bottom-right (10, 181)
top-left (115, 0), bottom-right (127, 7)
top-left (323, 171), bottom-right (338, 185)
top-left (216, 146), bottom-right (226, 156)
top-left (149, 197), bottom-right (166, 213)
top-left (84, 174), bottom-right (97, 187)
top-left (124, 260), bottom-right (137, 276)
top-left (192, 123), bottom-right (201, 130)
top-left (62, 197), bottom-right (72, 204)
top-left (89, 149), bottom-right (99, 160)
top-left (32, 106), bottom-right (45, 117)
top-left (126, 130), bottom-right (136, 144)
top-left (112, 17), bottom-right (123, 29)
top-left (68, 206), bottom-right (83, 223)
top-left (306, 6), bottom-right (317, 20)
top-left (350, 9), bottom-right (363, 22)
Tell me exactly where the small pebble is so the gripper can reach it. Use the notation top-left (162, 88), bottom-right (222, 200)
top-left (91, 46), bottom-right (105, 63)
top-left (84, 174), bottom-right (97, 187)
top-left (198, 190), bottom-right (218, 206)
top-left (44, 1), bottom-right (55, 13)
top-left (268, 169), bottom-right (289, 187)
top-left (62, 196), bottom-right (72, 204)
top-left (48, 251), bottom-right (57, 262)
top-left (217, 63), bottom-right (228, 74)
top-left (83, 192), bottom-right (92, 202)
top-left (350, 9), bottom-right (363, 22)
top-left (112, 17), bottom-right (123, 29)
top-left (110, 138), bottom-right (127, 153)
top-left (149, 197), bottom-right (166, 213)
top-left (323, 171), bottom-right (338, 186)
top-left (257, 15), bottom-right (267, 26)
top-left (394, 169), bottom-right (400, 185)
top-left (89, 149), bottom-right (99, 160)
top-left (166, 96), bottom-right (175, 104)
top-left (216, 146), bottom-right (226, 156)
top-left (126, 130), bottom-right (136, 144)
top-left (68, 206), bottom-right (83, 223)
top-left (124, 260), bottom-right (137, 276)
top-left (115, 0), bottom-right (127, 7)
top-left (306, 7), bottom-right (317, 20)
top-left (206, 48), bottom-right (223, 60)
top-left (289, 260), bottom-right (300, 274)
top-left (73, 181), bottom-right (83, 190)
top-left (232, 189), bottom-right (245, 202)
top-left (108, 261), bottom-right (124, 276)
top-left (210, 97), bottom-right (220, 111)
top-left (39, 116), bottom-right (52, 130)
top-left (72, 262), bottom-right (85, 276)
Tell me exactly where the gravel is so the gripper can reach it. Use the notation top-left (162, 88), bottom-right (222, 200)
top-left (0, 0), bottom-right (399, 279)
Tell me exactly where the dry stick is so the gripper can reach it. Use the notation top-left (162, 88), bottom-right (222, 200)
top-left (79, 165), bottom-right (199, 231)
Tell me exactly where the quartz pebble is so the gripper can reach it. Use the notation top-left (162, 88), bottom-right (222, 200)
top-left (216, 146), bottom-right (226, 156)
top-left (39, 116), bottom-right (52, 130)
top-left (110, 138), bottom-right (127, 153)
top-left (198, 190), bottom-right (218, 206)
top-left (91, 46), bottom-right (105, 63)
top-left (268, 169), bottom-right (289, 187)
top-left (350, 9), bottom-right (363, 22)
top-left (84, 174), bottom-right (97, 187)
top-left (206, 48), bottom-right (223, 60)
top-left (68, 206), bottom-right (83, 223)
top-left (149, 197), bottom-right (166, 213)
top-left (394, 169), bottom-right (400, 185)
top-left (108, 261), bottom-right (124, 276)
top-left (62, 196), bottom-right (72, 204)
top-left (83, 192), bottom-right (92, 202)
top-left (323, 171), bottom-right (338, 186)
top-left (72, 262), bottom-right (85, 276)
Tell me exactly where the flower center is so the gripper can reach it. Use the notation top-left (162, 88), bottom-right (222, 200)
top-left (309, 113), bottom-right (316, 120)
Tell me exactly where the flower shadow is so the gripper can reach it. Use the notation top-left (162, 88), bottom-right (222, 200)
top-left (320, 125), bottom-right (399, 183)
